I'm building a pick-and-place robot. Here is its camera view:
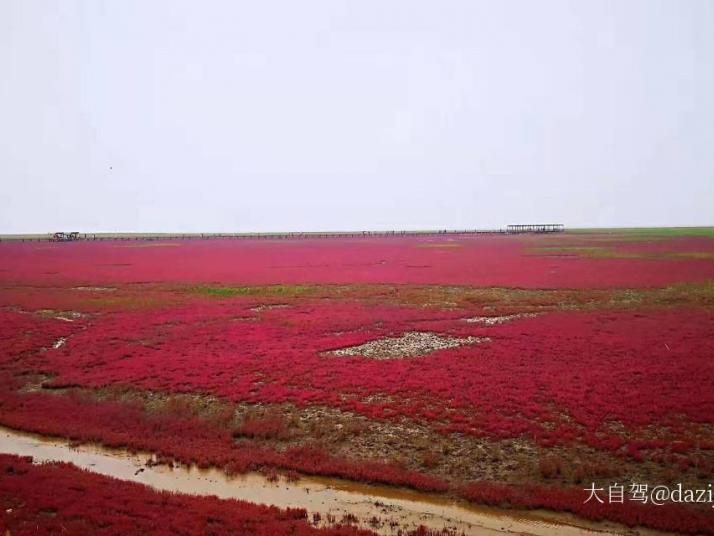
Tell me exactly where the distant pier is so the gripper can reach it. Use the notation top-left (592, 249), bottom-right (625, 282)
top-left (506, 224), bottom-right (564, 234)
top-left (1, 225), bottom-right (566, 242)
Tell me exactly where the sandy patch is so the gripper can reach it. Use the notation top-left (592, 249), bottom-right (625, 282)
top-left (327, 331), bottom-right (489, 359)
top-left (35, 310), bottom-right (87, 322)
top-left (250, 304), bottom-right (290, 312)
top-left (463, 313), bottom-right (539, 325)
top-left (73, 286), bottom-right (117, 292)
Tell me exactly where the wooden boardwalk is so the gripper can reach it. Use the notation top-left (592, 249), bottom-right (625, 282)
top-left (1, 225), bottom-right (565, 242)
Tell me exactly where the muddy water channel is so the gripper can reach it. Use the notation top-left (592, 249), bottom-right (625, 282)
top-left (0, 427), bottom-right (632, 535)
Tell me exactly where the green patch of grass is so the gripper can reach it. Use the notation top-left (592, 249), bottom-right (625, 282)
top-left (620, 227), bottom-right (714, 238)
top-left (649, 280), bottom-right (714, 306)
top-left (529, 246), bottom-right (714, 261)
top-left (570, 227), bottom-right (714, 238)
top-left (190, 281), bottom-right (714, 310)
top-left (108, 281), bottom-right (714, 312)
top-left (380, 282), bottom-right (714, 311)
top-left (669, 252), bottom-right (714, 260)
top-left (190, 285), bottom-right (311, 298)
top-left (528, 246), bottom-right (640, 259)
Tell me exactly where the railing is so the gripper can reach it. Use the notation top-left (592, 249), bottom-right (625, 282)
top-left (1, 226), bottom-right (566, 242)
top-left (506, 224), bottom-right (564, 234)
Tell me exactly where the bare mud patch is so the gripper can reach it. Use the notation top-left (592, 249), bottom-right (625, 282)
top-left (72, 286), bottom-right (117, 292)
top-left (35, 309), bottom-right (88, 322)
top-left (327, 332), bottom-right (490, 360)
top-left (250, 304), bottom-right (290, 312)
top-left (463, 313), bottom-right (539, 325)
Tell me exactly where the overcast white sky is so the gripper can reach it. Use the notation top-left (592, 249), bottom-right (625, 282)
top-left (1, 1), bottom-right (713, 233)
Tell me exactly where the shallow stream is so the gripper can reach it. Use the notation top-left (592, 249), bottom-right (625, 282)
top-left (0, 427), bottom-right (632, 535)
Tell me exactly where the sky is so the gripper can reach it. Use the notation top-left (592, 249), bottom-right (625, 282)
top-left (1, 1), bottom-right (713, 233)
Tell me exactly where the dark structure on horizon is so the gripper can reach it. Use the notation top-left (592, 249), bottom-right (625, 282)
top-left (4, 225), bottom-right (566, 243)
top-left (507, 224), bottom-right (564, 234)
top-left (51, 232), bottom-right (81, 242)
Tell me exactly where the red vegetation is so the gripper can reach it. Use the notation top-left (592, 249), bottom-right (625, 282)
top-left (1, 234), bottom-right (714, 288)
top-left (459, 481), bottom-right (714, 535)
top-left (1, 233), bottom-right (714, 534)
top-left (0, 454), bottom-right (372, 535)
top-left (8, 302), bottom-right (713, 457)
top-left (1, 301), bottom-right (713, 532)
top-left (0, 376), bottom-right (448, 492)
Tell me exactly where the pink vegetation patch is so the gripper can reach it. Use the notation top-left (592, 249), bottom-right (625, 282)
top-left (0, 454), bottom-right (369, 536)
top-left (8, 301), bottom-right (714, 456)
top-left (1, 234), bottom-right (714, 288)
